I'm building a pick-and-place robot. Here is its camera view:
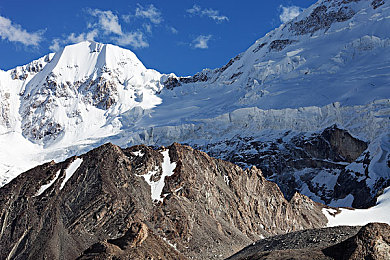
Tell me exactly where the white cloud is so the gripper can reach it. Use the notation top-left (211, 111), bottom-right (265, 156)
top-left (49, 8), bottom-right (152, 51)
top-left (87, 9), bottom-right (149, 49)
top-left (49, 39), bottom-right (61, 52)
top-left (168, 26), bottom-right (178, 34)
top-left (143, 23), bottom-right (152, 34)
top-left (49, 30), bottom-right (98, 52)
top-left (115, 31), bottom-right (149, 48)
top-left (0, 15), bottom-right (43, 46)
top-left (88, 9), bottom-right (122, 35)
top-left (135, 4), bottom-right (163, 24)
top-left (192, 35), bottom-right (212, 49)
top-left (187, 5), bottom-right (202, 15)
top-left (68, 30), bottom-right (98, 43)
top-left (186, 5), bottom-right (229, 23)
top-left (122, 14), bottom-right (131, 23)
top-left (279, 5), bottom-right (303, 23)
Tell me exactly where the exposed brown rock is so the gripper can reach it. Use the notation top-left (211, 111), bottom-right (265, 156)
top-left (77, 221), bottom-right (186, 260)
top-left (0, 142), bottom-right (327, 259)
top-left (290, 1), bottom-right (357, 35)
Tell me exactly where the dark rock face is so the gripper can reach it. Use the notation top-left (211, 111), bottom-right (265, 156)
top-left (11, 54), bottom-right (52, 81)
top-left (0, 143), bottom-right (327, 260)
top-left (372, 0), bottom-right (385, 9)
top-left (164, 71), bottom-right (209, 90)
top-left (323, 223), bottom-right (390, 260)
top-left (289, 1), bottom-right (358, 35)
top-left (196, 125), bottom-right (372, 208)
top-left (227, 223), bottom-right (390, 260)
top-left (164, 54), bottom-right (243, 90)
top-left (216, 55), bottom-right (242, 73)
top-left (299, 125), bottom-right (368, 163)
top-left (252, 43), bottom-right (267, 53)
top-left (269, 40), bottom-right (296, 51)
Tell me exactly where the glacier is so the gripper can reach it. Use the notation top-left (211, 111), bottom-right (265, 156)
top-left (0, 0), bottom-right (389, 209)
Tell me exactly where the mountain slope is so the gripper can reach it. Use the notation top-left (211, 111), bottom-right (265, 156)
top-left (0, 143), bottom-right (327, 260)
top-left (0, 0), bottom-right (389, 208)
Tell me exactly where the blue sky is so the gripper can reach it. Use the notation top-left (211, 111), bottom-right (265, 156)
top-left (0, 0), bottom-right (317, 76)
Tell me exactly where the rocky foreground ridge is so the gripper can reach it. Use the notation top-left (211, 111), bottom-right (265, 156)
top-left (1, 142), bottom-right (389, 260)
top-left (228, 222), bottom-right (390, 260)
top-left (0, 143), bottom-right (328, 259)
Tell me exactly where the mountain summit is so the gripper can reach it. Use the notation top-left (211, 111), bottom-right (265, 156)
top-left (0, 0), bottom-right (389, 209)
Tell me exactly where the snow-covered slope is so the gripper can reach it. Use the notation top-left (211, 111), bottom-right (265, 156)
top-left (20, 41), bottom-right (166, 144)
top-left (0, 0), bottom-right (389, 209)
top-left (0, 41), bottom-right (168, 183)
top-left (323, 186), bottom-right (390, 226)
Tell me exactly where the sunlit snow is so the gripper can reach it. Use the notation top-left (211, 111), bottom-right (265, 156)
top-left (323, 187), bottom-right (390, 226)
top-left (34, 170), bottom-right (61, 197)
top-left (59, 158), bottom-right (83, 190)
top-left (139, 149), bottom-right (176, 202)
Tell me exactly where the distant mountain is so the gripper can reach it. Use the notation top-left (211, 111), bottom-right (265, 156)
top-left (0, 0), bottom-right (389, 209)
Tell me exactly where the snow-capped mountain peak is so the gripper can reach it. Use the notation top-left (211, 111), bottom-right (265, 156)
top-left (3, 41), bottom-right (166, 146)
top-left (0, 0), bottom-right (389, 210)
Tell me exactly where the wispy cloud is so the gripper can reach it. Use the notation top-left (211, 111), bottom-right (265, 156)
top-left (49, 30), bottom-right (98, 52)
top-left (168, 26), bottom-right (178, 34)
top-left (0, 15), bottom-right (44, 46)
top-left (143, 23), bottom-right (152, 34)
top-left (192, 35), bottom-right (212, 49)
top-left (88, 9), bottom-right (123, 35)
top-left (279, 5), bottom-right (303, 23)
top-left (50, 8), bottom-right (150, 51)
top-left (135, 4), bottom-right (163, 24)
top-left (187, 5), bottom-right (229, 23)
top-left (114, 31), bottom-right (148, 48)
top-left (122, 14), bottom-right (131, 23)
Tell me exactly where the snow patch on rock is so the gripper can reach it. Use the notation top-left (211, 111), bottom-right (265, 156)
top-left (34, 170), bottom-right (61, 197)
top-left (323, 186), bottom-right (390, 226)
top-left (140, 149), bottom-right (176, 202)
top-left (60, 158), bottom-right (83, 190)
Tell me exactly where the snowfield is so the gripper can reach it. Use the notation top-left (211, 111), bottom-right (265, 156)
top-left (323, 186), bottom-right (390, 226)
top-left (0, 0), bottom-right (389, 216)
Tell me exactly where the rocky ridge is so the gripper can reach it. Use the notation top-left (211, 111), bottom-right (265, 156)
top-left (227, 222), bottom-right (390, 260)
top-left (0, 0), bottom-right (389, 210)
top-left (193, 125), bottom-right (376, 208)
top-left (0, 143), bottom-right (327, 260)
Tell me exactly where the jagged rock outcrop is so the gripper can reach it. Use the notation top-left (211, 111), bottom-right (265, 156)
top-left (0, 143), bottom-right (327, 260)
top-left (195, 125), bottom-right (373, 208)
top-left (77, 222), bottom-right (186, 260)
top-left (289, 0), bottom-right (358, 35)
top-left (323, 222), bottom-right (390, 260)
top-left (227, 222), bottom-right (390, 260)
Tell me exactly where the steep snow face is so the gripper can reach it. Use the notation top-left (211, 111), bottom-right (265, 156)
top-left (140, 0), bottom-right (389, 208)
top-left (18, 41), bottom-right (165, 145)
top-left (165, 0), bottom-right (390, 111)
top-left (0, 54), bottom-right (53, 134)
top-left (0, 41), bottom-right (167, 183)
